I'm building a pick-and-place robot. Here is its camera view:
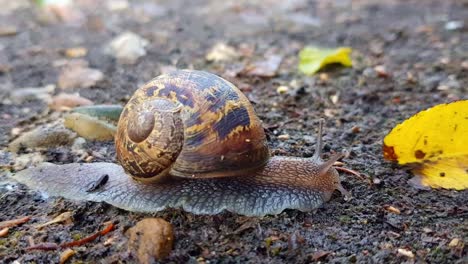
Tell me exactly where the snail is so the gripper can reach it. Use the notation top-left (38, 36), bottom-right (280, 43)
top-left (14, 70), bottom-right (351, 216)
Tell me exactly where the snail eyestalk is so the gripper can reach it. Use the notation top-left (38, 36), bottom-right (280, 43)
top-left (312, 119), bottom-right (325, 161)
top-left (317, 152), bottom-right (345, 177)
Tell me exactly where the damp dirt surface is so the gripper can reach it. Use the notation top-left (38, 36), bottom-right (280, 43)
top-left (0, 0), bottom-right (467, 263)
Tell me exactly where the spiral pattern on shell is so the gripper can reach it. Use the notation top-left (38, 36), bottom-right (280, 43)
top-left (115, 70), bottom-right (270, 181)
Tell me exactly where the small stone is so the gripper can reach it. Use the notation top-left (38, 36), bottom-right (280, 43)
top-left (244, 54), bottom-right (283, 77)
top-left (64, 47), bottom-right (87, 58)
top-left (278, 134), bottom-right (290, 140)
top-left (372, 177), bottom-right (382, 185)
top-left (0, 26), bottom-right (18, 36)
top-left (9, 123), bottom-right (77, 152)
top-left (437, 75), bottom-right (460, 91)
top-left (461, 60), bottom-right (468, 69)
top-left (397, 248), bottom-right (414, 258)
top-left (59, 248), bottom-right (76, 264)
top-left (384, 205), bottom-right (401, 215)
top-left (351, 126), bottom-right (360, 133)
top-left (439, 57), bottom-right (450, 65)
top-left (206, 43), bottom-right (239, 62)
top-left (64, 113), bottom-right (116, 141)
top-left (127, 218), bottom-right (174, 263)
top-left (106, 0), bottom-right (129, 11)
top-left (58, 64), bottom-right (104, 89)
top-left (437, 84), bottom-right (449, 91)
top-left (10, 84), bottom-right (55, 104)
top-left (448, 238), bottom-right (462, 247)
top-left (445, 20), bottom-right (464, 31)
top-left (324, 108), bottom-right (340, 118)
top-left (330, 94), bottom-right (339, 104)
top-left (374, 65), bottom-right (389, 78)
top-left (422, 227), bottom-right (433, 233)
top-left (84, 155), bottom-right (94, 162)
top-left (406, 72), bottom-right (417, 84)
top-left (49, 93), bottom-right (93, 111)
top-left (0, 64), bottom-right (11, 73)
top-left (276, 85), bottom-right (289, 94)
top-left (11, 127), bottom-right (22, 137)
top-left (310, 250), bottom-right (331, 261)
top-left (105, 32), bottom-right (149, 64)
top-left (319, 73), bottom-right (329, 82)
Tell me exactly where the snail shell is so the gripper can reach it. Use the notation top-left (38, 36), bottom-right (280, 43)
top-left (13, 70), bottom-right (350, 216)
top-left (115, 70), bottom-right (269, 181)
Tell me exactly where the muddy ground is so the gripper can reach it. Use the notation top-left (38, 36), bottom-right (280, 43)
top-left (0, 0), bottom-right (467, 263)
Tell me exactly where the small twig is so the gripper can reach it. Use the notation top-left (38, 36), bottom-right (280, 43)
top-left (27, 222), bottom-right (115, 251)
top-left (0, 216), bottom-right (31, 229)
top-left (35, 212), bottom-right (73, 230)
top-left (335, 166), bottom-right (366, 180)
top-left (60, 222), bottom-right (114, 248)
top-left (27, 242), bottom-right (59, 251)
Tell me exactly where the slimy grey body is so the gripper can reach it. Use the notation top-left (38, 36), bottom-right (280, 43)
top-left (14, 161), bottom-right (326, 216)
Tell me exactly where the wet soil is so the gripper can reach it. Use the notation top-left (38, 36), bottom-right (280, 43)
top-left (0, 0), bottom-right (467, 263)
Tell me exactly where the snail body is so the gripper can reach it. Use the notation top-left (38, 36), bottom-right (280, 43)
top-left (14, 70), bottom-right (349, 216)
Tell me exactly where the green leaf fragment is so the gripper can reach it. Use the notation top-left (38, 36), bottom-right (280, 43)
top-left (298, 46), bottom-right (352, 75)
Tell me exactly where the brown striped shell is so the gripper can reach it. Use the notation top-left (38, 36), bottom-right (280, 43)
top-left (115, 70), bottom-right (270, 181)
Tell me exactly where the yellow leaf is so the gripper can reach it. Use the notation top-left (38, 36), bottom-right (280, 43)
top-left (298, 46), bottom-right (352, 75)
top-left (383, 100), bottom-right (468, 190)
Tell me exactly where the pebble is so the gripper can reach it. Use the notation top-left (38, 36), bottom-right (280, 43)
top-left (10, 84), bottom-right (55, 104)
top-left (397, 248), bottom-right (414, 258)
top-left (244, 54), bottom-right (283, 77)
top-left (49, 93), bottom-right (94, 111)
top-left (374, 65), bottom-right (389, 78)
top-left (437, 75), bottom-right (460, 91)
top-left (330, 94), bottom-right (339, 104)
top-left (106, 0), bottom-right (129, 11)
top-left (126, 218), bottom-right (174, 263)
top-left (319, 73), bottom-right (329, 82)
top-left (444, 20), bottom-right (464, 31)
top-left (461, 60), bottom-right (468, 69)
top-left (64, 113), bottom-right (116, 141)
top-left (0, 26), bottom-right (18, 36)
top-left (448, 238), bottom-right (462, 247)
top-left (372, 177), bottom-right (382, 185)
top-left (58, 64), bottom-right (104, 90)
top-left (276, 85), bottom-right (289, 94)
top-left (64, 47), bottom-right (87, 58)
top-left (205, 43), bottom-right (239, 62)
top-left (105, 32), bottom-right (149, 64)
top-left (8, 123), bottom-right (77, 152)
top-left (59, 248), bottom-right (76, 264)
